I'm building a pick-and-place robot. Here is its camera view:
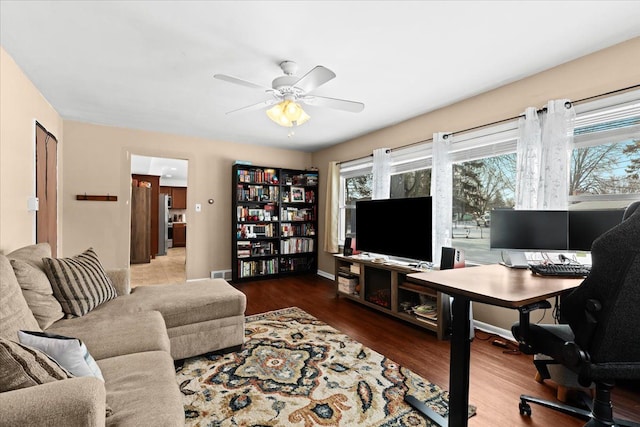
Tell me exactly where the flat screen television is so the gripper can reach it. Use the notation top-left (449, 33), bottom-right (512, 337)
top-left (355, 197), bottom-right (432, 262)
top-left (490, 209), bottom-right (568, 251)
top-left (568, 209), bottom-right (624, 251)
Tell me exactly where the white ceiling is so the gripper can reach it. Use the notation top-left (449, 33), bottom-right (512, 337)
top-left (131, 155), bottom-right (188, 187)
top-left (2, 1), bottom-right (640, 152)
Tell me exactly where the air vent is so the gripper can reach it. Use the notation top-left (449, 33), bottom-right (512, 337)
top-left (211, 270), bottom-right (232, 281)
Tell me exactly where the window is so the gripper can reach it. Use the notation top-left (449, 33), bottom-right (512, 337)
top-left (339, 158), bottom-right (372, 243)
top-left (390, 169), bottom-right (431, 198)
top-left (389, 143), bottom-right (432, 199)
top-left (449, 122), bottom-right (519, 263)
top-left (569, 91), bottom-right (640, 208)
top-left (339, 143), bottom-right (432, 243)
top-left (336, 90), bottom-right (639, 263)
top-left (452, 91), bottom-right (640, 264)
top-left (343, 173), bottom-right (372, 239)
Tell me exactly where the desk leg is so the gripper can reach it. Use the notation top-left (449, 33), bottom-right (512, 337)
top-left (404, 296), bottom-right (471, 427)
top-left (449, 296), bottom-right (471, 427)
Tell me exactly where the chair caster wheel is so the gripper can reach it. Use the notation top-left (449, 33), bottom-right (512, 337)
top-left (519, 401), bottom-right (532, 416)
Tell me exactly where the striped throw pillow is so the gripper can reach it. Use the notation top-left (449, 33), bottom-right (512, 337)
top-left (0, 337), bottom-right (73, 392)
top-left (43, 248), bottom-right (117, 317)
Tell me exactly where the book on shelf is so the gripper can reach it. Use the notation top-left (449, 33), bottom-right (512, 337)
top-left (237, 241), bottom-right (251, 258)
top-left (413, 313), bottom-right (438, 323)
top-left (338, 266), bottom-right (353, 275)
top-left (412, 304), bottom-right (437, 321)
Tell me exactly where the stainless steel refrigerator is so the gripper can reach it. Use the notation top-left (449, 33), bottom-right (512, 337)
top-left (158, 194), bottom-right (169, 256)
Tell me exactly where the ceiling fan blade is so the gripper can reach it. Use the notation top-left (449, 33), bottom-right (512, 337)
top-left (226, 99), bottom-right (277, 115)
top-left (214, 74), bottom-right (273, 92)
top-left (302, 95), bottom-right (364, 113)
top-left (293, 66), bottom-right (336, 93)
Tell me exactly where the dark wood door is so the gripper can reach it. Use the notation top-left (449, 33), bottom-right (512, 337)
top-left (131, 174), bottom-right (160, 258)
top-left (35, 123), bottom-right (58, 257)
top-left (130, 186), bottom-right (151, 263)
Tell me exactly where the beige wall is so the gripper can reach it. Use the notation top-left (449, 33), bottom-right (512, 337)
top-left (62, 121), bottom-right (312, 278)
top-left (311, 37), bottom-right (640, 331)
top-left (0, 47), bottom-right (64, 254)
top-left (3, 37), bottom-right (639, 331)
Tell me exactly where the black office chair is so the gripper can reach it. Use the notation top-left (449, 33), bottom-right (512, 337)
top-left (623, 200), bottom-right (640, 220)
top-left (512, 203), bottom-right (640, 427)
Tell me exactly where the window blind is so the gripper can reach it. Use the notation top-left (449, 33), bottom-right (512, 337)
top-left (449, 121), bottom-right (519, 163)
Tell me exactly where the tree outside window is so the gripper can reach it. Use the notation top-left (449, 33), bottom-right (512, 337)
top-left (451, 137), bottom-right (639, 264)
top-left (344, 174), bottom-right (372, 238)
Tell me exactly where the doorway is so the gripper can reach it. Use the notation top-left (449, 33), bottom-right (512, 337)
top-left (129, 155), bottom-right (188, 287)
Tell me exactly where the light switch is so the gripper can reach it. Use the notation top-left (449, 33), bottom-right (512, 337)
top-left (28, 197), bottom-right (39, 211)
top-left (195, 203), bottom-right (202, 212)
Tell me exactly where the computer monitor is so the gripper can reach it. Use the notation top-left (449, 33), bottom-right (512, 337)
top-left (490, 210), bottom-right (569, 251)
top-left (568, 209), bottom-right (624, 251)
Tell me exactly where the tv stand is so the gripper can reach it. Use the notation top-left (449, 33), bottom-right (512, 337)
top-left (334, 255), bottom-right (450, 340)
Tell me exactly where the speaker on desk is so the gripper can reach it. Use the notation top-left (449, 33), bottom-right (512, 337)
top-left (440, 247), bottom-right (465, 270)
top-left (343, 237), bottom-right (353, 256)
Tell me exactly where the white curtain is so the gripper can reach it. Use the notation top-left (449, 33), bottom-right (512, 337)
top-left (539, 100), bottom-right (575, 210)
top-left (431, 132), bottom-right (452, 267)
top-left (515, 107), bottom-right (541, 209)
top-left (372, 148), bottom-right (391, 199)
top-left (516, 100), bottom-right (575, 210)
top-left (323, 161), bottom-right (340, 253)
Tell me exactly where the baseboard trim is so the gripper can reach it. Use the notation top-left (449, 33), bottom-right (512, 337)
top-left (316, 269), bottom-right (334, 281)
top-left (473, 320), bottom-right (515, 342)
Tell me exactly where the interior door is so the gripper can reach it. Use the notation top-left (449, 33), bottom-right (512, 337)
top-left (35, 123), bottom-right (58, 257)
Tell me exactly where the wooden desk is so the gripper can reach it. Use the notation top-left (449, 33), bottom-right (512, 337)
top-left (406, 264), bottom-right (583, 427)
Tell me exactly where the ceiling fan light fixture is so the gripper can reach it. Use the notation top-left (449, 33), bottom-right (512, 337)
top-left (266, 100), bottom-right (310, 127)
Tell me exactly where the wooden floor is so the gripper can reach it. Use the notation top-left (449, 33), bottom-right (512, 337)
top-left (233, 274), bottom-right (640, 427)
top-left (130, 247), bottom-right (185, 287)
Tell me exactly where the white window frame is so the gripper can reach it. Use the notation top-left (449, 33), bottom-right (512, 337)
top-left (570, 89), bottom-right (640, 204)
top-left (339, 158), bottom-right (372, 244)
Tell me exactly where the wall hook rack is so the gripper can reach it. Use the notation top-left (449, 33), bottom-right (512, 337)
top-left (76, 193), bottom-right (118, 202)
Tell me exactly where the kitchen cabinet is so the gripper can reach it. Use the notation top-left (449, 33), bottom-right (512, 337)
top-left (160, 186), bottom-right (187, 209)
top-left (173, 223), bottom-right (186, 247)
top-left (172, 187), bottom-right (187, 209)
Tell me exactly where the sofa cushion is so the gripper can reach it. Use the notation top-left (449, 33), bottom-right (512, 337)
top-left (128, 279), bottom-right (247, 328)
top-left (10, 259), bottom-right (65, 329)
top-left (0, 337), bottom-right (73, 392)
top-left (6, 242), bottom-right (52, 266)
top-left (0, 376), bottom-right (109, 426)
top-left (0, 255), bottom-right (41, 340)
top-left (7, 243), bottom-right (64, 329)
top-left (43, 248), bottom-right (118, 317)
top-left (46, 309), bottom-right (171, 360)
top-left (18, 330), bottom-right (104, 380)
top-left (99, 351), bottom-right (184, 427)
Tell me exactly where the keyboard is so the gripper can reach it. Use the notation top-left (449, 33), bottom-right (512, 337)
top-left (529, 263), bottom-right (591, 277)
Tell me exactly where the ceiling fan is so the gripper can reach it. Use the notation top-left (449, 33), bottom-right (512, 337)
top-left (214, 61), bottom-right (364, 127)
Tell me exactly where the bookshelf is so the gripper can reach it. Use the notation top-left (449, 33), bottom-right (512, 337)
top-left (232, 164), bottom-right (318, 282)
top-left (334, 255), bottom-right (450, 339)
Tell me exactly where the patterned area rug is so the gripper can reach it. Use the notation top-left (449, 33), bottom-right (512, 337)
top-left (176, 307), bottom-right (475, 426)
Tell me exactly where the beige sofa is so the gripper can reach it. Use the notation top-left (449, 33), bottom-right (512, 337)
top-left (0, 244), bottom-right (246, 427)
